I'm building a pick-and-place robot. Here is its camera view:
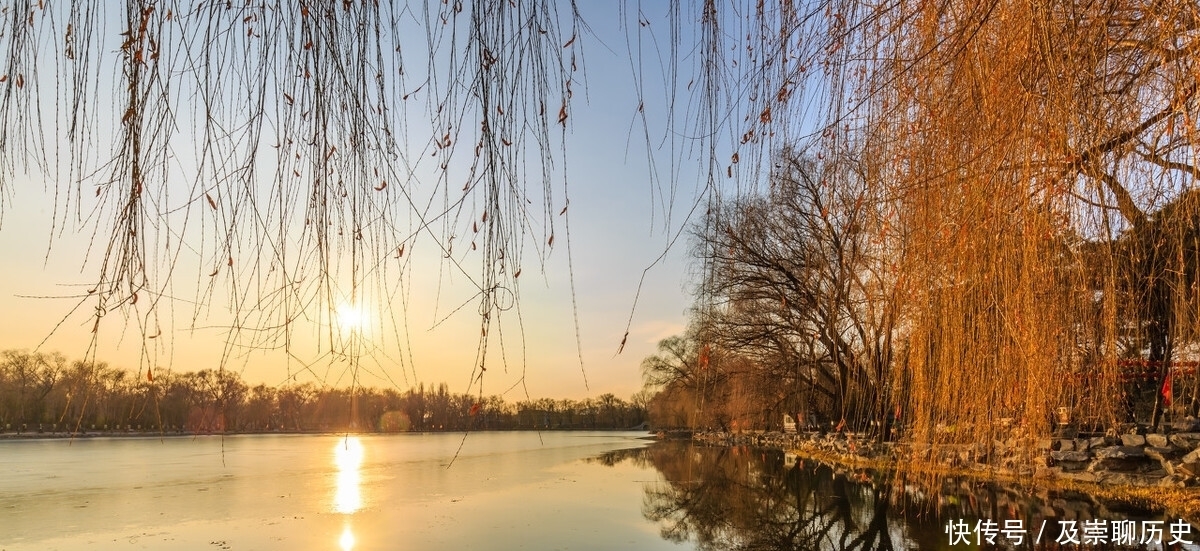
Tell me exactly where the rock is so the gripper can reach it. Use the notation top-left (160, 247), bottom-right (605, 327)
top-left (1059, 460), bottom-right (1091, 473)
top-left (1159, 474), bottom-right (1187, 488)
top-left (1092, 457), bottom-right (1144, 472)
top-left (1094, 446), bottom-right (1145, 460)
top-left (1075, 438), bottom-right (1091, 452)
top-left (1120, 434), bottom-right (1146, 447)
top-left (1176, 461), bottom-right (1200, 478)
top-left (1037, 438), bottom-right (1059, 451)
top-left (1060, 471), bottom-right (1098, 483)
top-left (1058, 439), bottom-right (1075, 452)
top-left (1183, 448), bottom-right (1200, 464)
top-left (1173, 418), bottom-right (1200, 432)
top-left (1169, 432), bottom-right (1200, 450)
top-left (1144, 446), bottom-right (1182, 464)
top-left (1089, 436), bottom-right (1109, 449)
top-left (1051, 450), bottom-right (1091, 462)
top-left (1146, 433), bottom-right (1170, 448)
top-left (1098, 472), bottom-right (1164, 486)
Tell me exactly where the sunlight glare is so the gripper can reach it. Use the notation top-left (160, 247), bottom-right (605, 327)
top-left (339, 524), bottom-right (356, 551)
top-left (336, 303), bottom-right (366, 332)
top-left (333, 436), bottom-right (364, 514)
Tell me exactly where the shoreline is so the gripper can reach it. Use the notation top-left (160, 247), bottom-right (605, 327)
top-left (694, 429), bottom-right (1200, 522)
top-left (0, 427), bottom-right (655, 440)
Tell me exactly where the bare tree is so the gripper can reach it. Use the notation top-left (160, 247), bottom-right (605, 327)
top-left (696, 150), bottom-right (896, 436)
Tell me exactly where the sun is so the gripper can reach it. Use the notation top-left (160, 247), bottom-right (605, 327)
top-left (336, 302), bottom-right (366, 332)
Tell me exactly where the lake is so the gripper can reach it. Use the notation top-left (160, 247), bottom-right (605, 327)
top-left (1, 432), bottom-right (1197, 550)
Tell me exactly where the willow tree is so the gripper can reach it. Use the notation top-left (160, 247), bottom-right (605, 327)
top-left (0, 0), bottom-right (844, 406)
top-left (689, 0), bottom-right (1200, 455)
top-left (816, 0), bottom-right (1200, 449)
top-left (6, 0), bottom-right (1200, 456)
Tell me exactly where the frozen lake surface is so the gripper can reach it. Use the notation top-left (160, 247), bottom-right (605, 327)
top-left (4, 432), bottom-right (1198, 550)
top-left (0, 432), bottom-right (673, 551)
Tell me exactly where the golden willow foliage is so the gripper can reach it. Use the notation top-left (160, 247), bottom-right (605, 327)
top-left (4, 0), bottom-right (1200, 460)
top-left (0, 0), bottom-right (832, 393)
top-left (687, 0), bottom-right (1200, 460)
top-left (865, 0), bottom-right (1200, 449)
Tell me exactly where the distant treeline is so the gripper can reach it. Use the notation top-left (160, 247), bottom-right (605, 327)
top-left (0, 350), bottom-right (649, 434)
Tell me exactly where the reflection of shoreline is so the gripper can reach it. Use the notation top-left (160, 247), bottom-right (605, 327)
top-left (599, 441), bottom-right (1197, 551)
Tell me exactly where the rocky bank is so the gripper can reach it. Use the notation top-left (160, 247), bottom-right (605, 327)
top-left (695, 420), bottom-right (1200, 489)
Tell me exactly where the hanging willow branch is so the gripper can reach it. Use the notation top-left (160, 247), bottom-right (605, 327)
top-left (0, 1), bottom-right (585, 390)
top-left (6, 0), bottom-right (1200, 468)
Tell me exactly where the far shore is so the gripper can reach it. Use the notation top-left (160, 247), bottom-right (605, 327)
top-left (0, 426), bottom-right (657, 440)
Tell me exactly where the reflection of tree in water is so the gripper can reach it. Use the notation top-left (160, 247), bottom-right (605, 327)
top-left (595, 441), bottom-right (901, 550)
top-left (594, 441), bottom-right (1183, 551)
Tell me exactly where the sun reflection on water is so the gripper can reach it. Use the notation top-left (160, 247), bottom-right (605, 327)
top-left (339, 523), bottom-right (356, 551)
top-left (333, 436), bottom-right (364, 514)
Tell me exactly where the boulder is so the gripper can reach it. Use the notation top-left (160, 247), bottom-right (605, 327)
top-left (1172, 419), bottom-right (1200, 432)
top-left (1145, 433), bottom-right (1170, 448)
top-left (1159, 473), bottom-right (1187, 488)
top-left (1092, 458), bottom-right (1144, 472)
top-left (1059, 460), bottom-right (1091, 473)
top-left (1169, 432), bottom-right (1200, 450)
top-left (1094, 446), bottom-right (1145, 460)
top-left (1051, 450), bottom-right (1091, 462)
top-left (1144, 446), bottom-right (1183, 465)
top-left (1120, 434), bottom-right (1146, 447)
top-left (1176, 461), bottom-right (1200, 478)
top-left (1060, 471), bottom-right (1099, 483)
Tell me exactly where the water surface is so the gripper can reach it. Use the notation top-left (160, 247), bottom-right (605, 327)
top-left (1, 432), bottom-right (671, 551)
top-left (4, 433), bottom-right (1198, 550)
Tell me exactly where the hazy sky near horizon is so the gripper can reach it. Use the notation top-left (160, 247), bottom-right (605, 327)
top-left (0, 2), bottom-right (713, 400)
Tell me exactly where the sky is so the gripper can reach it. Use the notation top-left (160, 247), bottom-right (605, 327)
top-left (0, 2), bottom-right (710, 401)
